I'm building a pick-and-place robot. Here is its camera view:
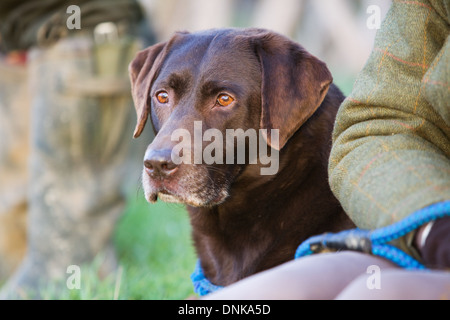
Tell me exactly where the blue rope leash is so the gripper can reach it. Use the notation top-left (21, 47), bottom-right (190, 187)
top-left (295, 201), bottom-right (450, 269)
top-left (191, 260), bottom-right (223, 296)
top-left (192, 201), bottom-right (450, 296)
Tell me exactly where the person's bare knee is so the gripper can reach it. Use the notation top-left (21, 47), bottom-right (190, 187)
top-left (336, 269), bottom-right (450, 300)
top-left (205, 251), bottom-right (396, 300)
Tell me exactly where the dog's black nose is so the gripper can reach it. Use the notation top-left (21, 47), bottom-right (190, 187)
top-left (144, 149), bottom-right (178, 178)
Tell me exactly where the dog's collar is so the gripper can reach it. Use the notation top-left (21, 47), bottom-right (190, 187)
top-left (191, 260), bottom-right (224, 296)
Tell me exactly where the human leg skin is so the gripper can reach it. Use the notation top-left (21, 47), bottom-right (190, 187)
top-left (204, 251), bottom-right (397, 300)
top-left (336, 269), bottom-right (450, 300)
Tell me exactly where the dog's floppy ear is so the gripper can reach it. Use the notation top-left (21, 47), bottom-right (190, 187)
top-left (128, 41), bottom-right (167, 138)
top-left (251, 30), bottom-right (332, 150)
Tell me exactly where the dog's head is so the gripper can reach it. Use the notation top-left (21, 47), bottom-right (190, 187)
top-left (129, 28), bottom-right (332, 207)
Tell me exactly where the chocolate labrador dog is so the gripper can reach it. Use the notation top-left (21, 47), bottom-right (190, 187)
top-left (129, 28), bottom-right (353, 286)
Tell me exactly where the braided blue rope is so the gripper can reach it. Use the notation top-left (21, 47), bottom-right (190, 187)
top-left (192, 201), bottom-right (450, 295)
top-left (191, 260), bottom-right (223, 296)
top-left (371, 244), bottom-right (425, 269)
top-left (371, 201), bottom-right (450, 244)
top-left (295, 201), bottom-right (450, 269)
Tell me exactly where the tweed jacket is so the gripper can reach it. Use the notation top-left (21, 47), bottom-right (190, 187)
top-left (329, 0), bottom-right (449, 257)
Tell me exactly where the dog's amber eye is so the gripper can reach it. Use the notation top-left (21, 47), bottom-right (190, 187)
top-left (217, 94), bottom-right (234, 107)
top-left (156, 91), bottom-right (169, 104)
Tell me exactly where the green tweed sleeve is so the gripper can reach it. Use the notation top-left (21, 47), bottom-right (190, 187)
top-left (329, 0), bottom-right (450, 230)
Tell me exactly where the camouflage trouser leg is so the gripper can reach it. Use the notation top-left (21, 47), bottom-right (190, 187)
top-left (0, 34), bottom-right (143, 298)
top-left (0, 62), bottom-right (30, 282)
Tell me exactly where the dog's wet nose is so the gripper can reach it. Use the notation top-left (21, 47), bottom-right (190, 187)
top-left (144, 149), bottom-right (178, 178)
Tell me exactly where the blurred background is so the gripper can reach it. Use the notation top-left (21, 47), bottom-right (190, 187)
top-left (0, 0), bottom-right (390, 299)
top-left (142, 0), bottom-right (391, 89)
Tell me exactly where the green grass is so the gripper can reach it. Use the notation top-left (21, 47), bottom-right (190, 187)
top-left (41, 195), bottom-right (196, 300)
top-left (114, 195), bottom-right (196, 299)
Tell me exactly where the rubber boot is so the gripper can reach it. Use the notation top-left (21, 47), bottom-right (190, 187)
top-left (0, 60), bottom-right (30, 282)
top-left (0, 31), bottom-right (143, 299)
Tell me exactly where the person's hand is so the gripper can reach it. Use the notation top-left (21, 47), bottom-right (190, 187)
top-left (417, 216), bottom-right (450, 269)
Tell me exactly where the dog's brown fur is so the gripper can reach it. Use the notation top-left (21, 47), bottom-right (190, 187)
top-left (129, 28), bottom-right (354, 286)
